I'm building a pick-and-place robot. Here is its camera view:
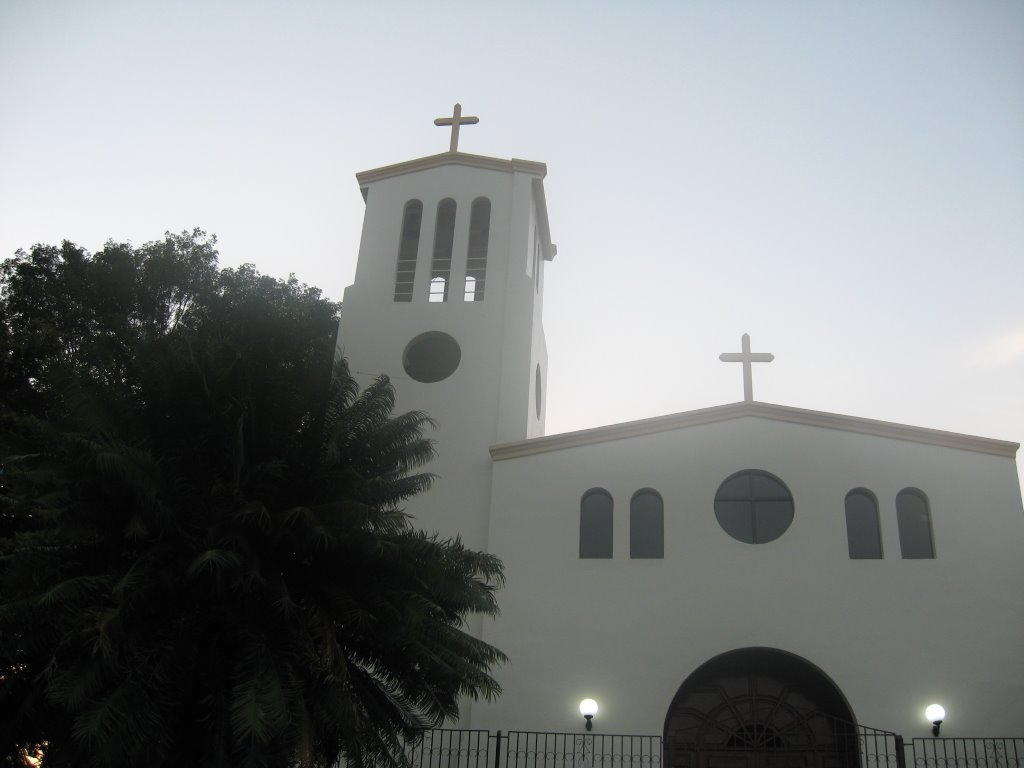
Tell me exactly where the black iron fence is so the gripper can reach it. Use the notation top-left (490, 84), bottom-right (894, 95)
top-left (505, 731), bottom-right (662, 768)
top-left (404, 729), bottom-right (492, 768)
top-left (401, 731), bottom-right (1023, 768)
top-left (861, 726), bottom-right (905, 768)
top-left (402, 730), bottom-right (662, 768)
top-left (909, 738), bottom-right (1024, 768)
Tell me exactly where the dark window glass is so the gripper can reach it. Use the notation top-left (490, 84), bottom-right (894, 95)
top-left (715, 501), bottom-right (754, 543)
top-left (394, 200), bottom-right (422, 302)
top-left (751, 475), bottom-right (790, 498)
top-left (756, 501), bottom-right (794, 541)
top-left (845, 489), bottom-right (882, 559)
top-left (896, 488), bottom-right (935, 559)
top-left (714, 470), bottom-right (794, 544)
top-left (430, 198), bottom-right (456, 302)
top-left (718, 474), bottom-right (749, 498)
top-left (402, 331), bottom-right (461, 383)
top-left (580, 488), bottom-right (613, 558)
top-left (465, 197), bottom-right (490, 301)
top-left (630, 489), bottom-right (664, 558)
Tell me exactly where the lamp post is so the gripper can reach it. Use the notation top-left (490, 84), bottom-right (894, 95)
top-left (925, 704), bottom-right (945, 737)
top-left (579, 699), bottom-right (598, 731)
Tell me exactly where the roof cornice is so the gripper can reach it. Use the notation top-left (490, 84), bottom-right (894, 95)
top-left (356, 152), bottom-right (547, 187)
top-left (532, 177), bottom-right (556, 261)
top-left (490, 401), bottom-right (1020, 461)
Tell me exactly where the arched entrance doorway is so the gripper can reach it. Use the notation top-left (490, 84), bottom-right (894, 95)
top-left (664, 648), bottom-right (860, 768)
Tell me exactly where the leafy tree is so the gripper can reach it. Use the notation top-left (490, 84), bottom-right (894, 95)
top-left (0, 232), bottom-right (506, 768)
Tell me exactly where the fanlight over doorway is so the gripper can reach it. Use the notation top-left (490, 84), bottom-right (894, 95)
top-left (665, 649), bottom-right (862, 768)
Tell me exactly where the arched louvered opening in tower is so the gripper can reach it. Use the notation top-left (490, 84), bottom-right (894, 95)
top-left (430, 198), bottom-right (456, 303)
top-left (464, 197), bottom-right (490, 302)
top-left (393, 199), bottom-right (422, 302)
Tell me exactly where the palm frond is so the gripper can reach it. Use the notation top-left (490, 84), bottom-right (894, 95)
top-left (1, 242), bottom-right (505, 766)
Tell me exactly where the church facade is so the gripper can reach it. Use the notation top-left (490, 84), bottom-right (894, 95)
top-left (335, 112), bottom-right (1024, 749)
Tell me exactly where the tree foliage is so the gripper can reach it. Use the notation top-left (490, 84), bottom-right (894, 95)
top-left (0, 231), bottom-right (506, 767)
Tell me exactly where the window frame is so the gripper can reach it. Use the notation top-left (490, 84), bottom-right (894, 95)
top-left (630, 488), bottom-right (664, 559)
top-left (713, 469), bottom-right (795, 545)
top-left (844, 488), bottom-right (883, 559)
top-left (896, 487), bottom-right (935, 559)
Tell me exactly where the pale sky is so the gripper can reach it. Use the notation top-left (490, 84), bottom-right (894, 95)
top-left (2, 1), bottom-right (1023, 490)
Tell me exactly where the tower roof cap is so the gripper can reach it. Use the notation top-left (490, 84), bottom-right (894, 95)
top-left (356, 151), bottom-right (547, 189)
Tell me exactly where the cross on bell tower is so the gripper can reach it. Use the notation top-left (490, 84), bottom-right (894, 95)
top-left (434, 102), bottom-right (479, 152)
top-left (719, 333), bottom-right (774, 402)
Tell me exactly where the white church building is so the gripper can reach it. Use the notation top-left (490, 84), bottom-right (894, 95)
top-left (335, 107), bottom-right (1024, 759)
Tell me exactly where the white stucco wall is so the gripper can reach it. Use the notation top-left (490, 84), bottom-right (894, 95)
top-left (476, 415), bottom-right (1024, 739)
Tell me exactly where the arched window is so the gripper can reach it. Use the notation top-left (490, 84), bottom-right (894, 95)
top-left (463, 275), bottom-right (477, 302)
top-left (430, 198), bottom-right (456, 302)
top-left (580, 488), bottom-right (613, 558)
top-left (393, 200), bottom-right (422, 302)
top-left (464, 197), bottom-right (490, 301)
top-left (896, 488), bottom-right (935, 559)
top-left (630, 488), bottom-right (664, 558)
top-left (845, 489), bottom-right (882, 559)
top-left (428, 276), bottom-right (446, 302)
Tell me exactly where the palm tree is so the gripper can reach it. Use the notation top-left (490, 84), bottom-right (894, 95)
top-left (0, 238), bottom-right (506, 768)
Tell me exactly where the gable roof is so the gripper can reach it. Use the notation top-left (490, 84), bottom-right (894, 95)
top-left (489, 401), bottom-right (1020, 461)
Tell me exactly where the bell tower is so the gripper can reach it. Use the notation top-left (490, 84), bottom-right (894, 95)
top-left (335, 105), bottom-right (556, 553)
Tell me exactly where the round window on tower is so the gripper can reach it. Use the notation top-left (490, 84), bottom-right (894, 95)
top-left (535, 364), bottom-right (542, 419)
top-left (402, 331), bottom-right (462, 383)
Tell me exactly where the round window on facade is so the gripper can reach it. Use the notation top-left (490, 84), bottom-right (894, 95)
top-left (714, 469), bottom-right (794, 544)
top-left (402, 331), bottom-right (462, 383)
top-left (535, 364), bottom-right (542, 419)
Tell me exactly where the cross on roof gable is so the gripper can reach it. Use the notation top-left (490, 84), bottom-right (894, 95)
top-left (719, 333), bottom-right (775, 402)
